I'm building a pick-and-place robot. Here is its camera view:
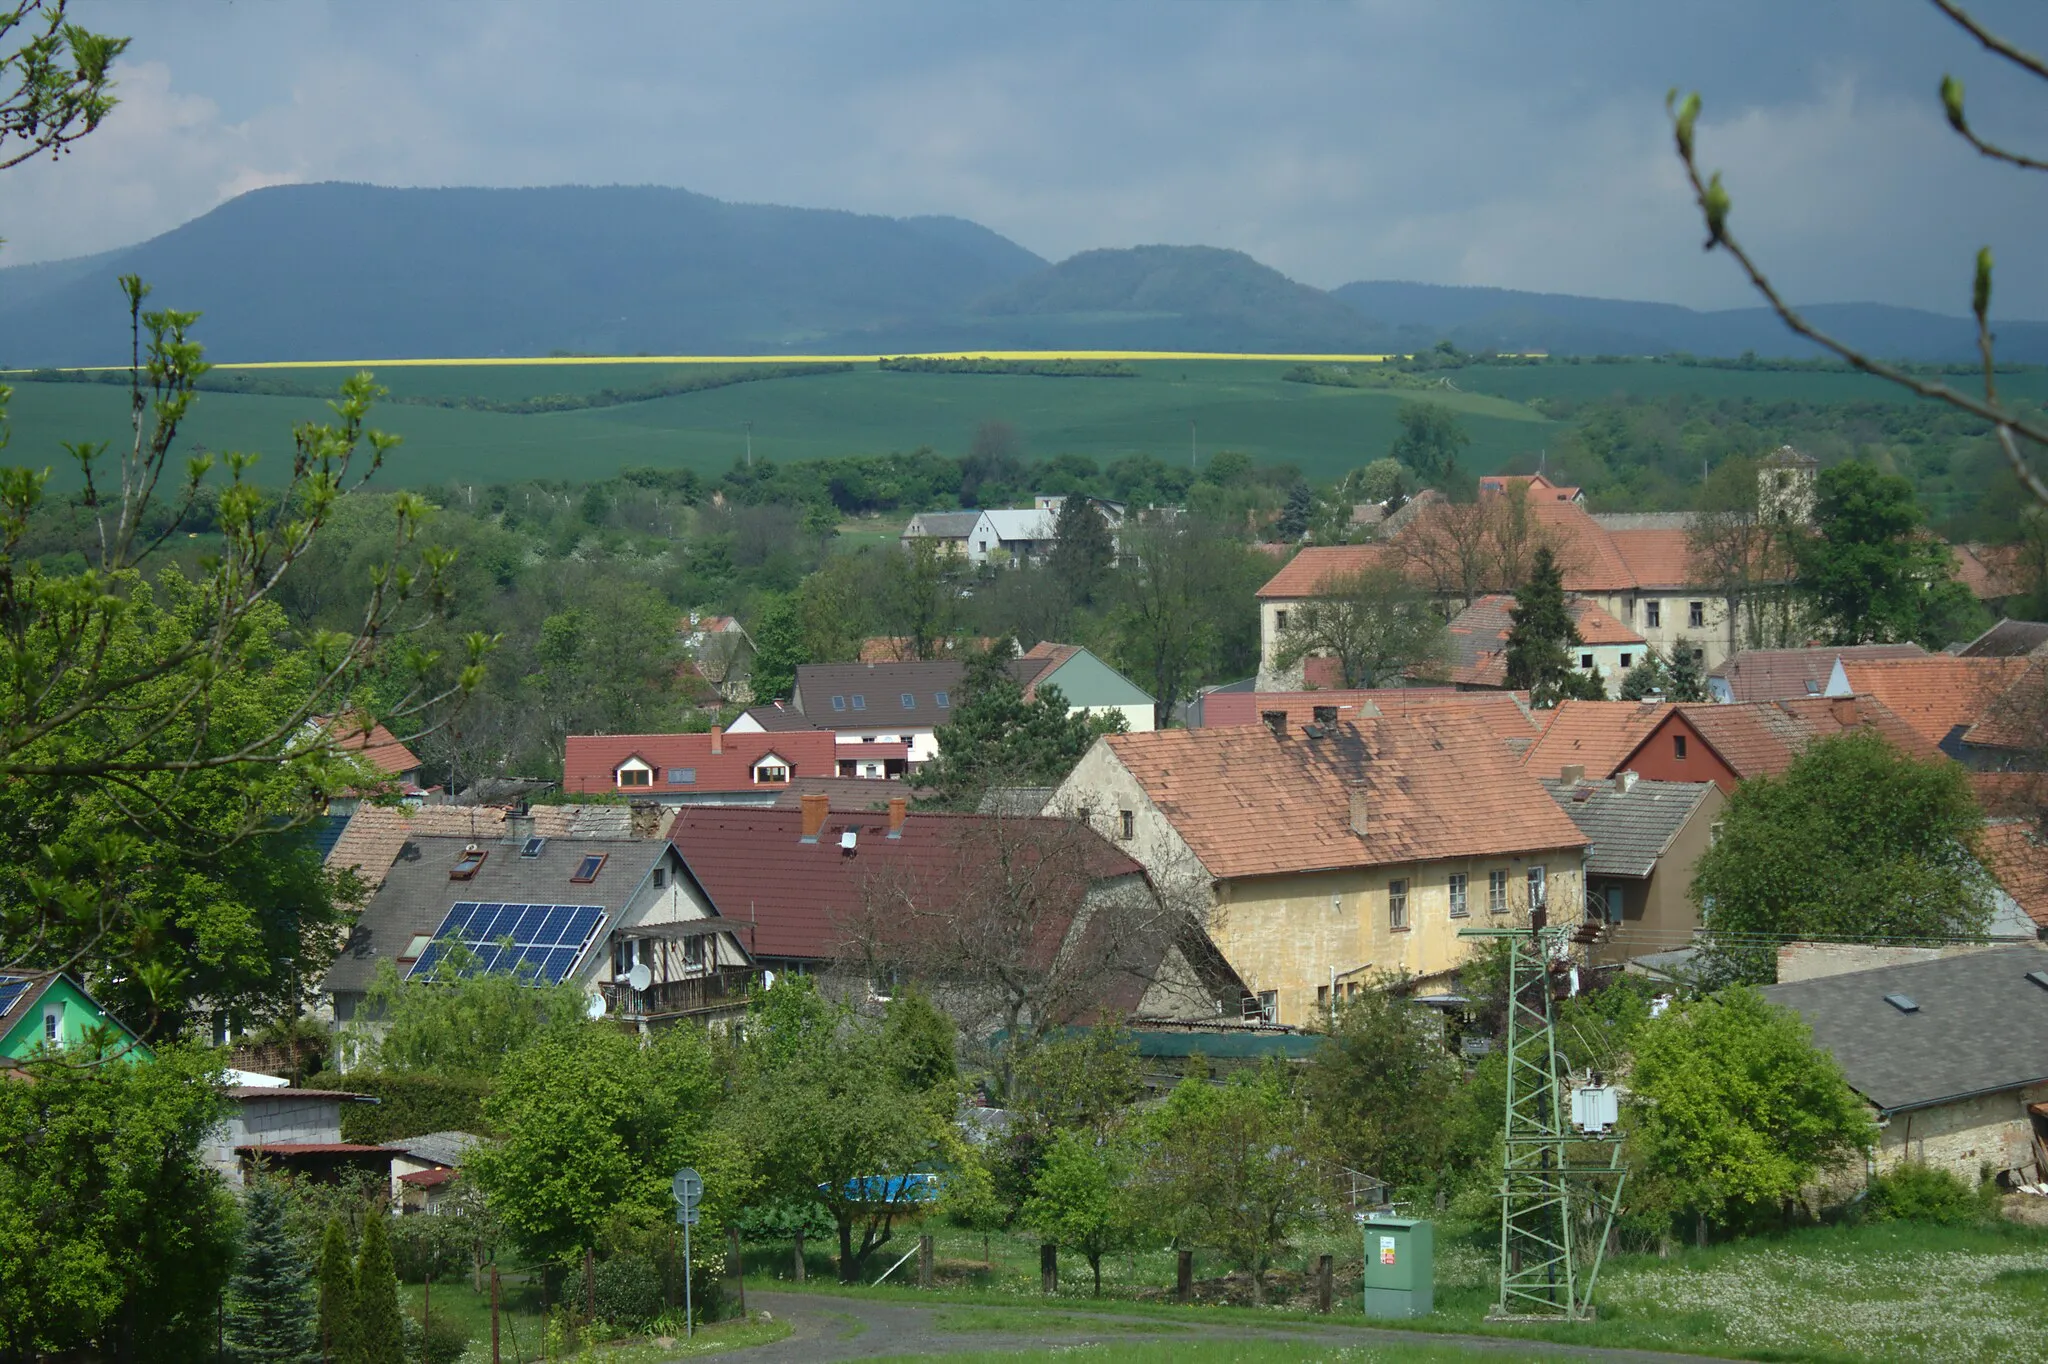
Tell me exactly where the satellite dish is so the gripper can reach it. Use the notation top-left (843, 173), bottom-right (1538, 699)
top-left (626, 962), bottom-right (653, 992)
top-left (585, 990), bottom-right (606, 1020)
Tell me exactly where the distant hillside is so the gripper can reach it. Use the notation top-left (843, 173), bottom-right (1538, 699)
top-left (1333, 280), bottom-right (2048, 364)
top-left (0, 183), bottom-right (1049, 366)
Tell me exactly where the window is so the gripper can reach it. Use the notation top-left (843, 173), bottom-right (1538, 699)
top-left (1255, 990), bottom-right (1279, 1024)
top-left (1604, 886), bottom-right (1624, 923)
top-left (1388, 878), bottom-right (1409, 931)
top-left (936, 691), bottom-right (950, 708)
top-left (1688, 601), bottom-right (1705, 628)
top-left (1527, 864), bottom-right (1547, 909)
top-left (44, 1010), bottom-right (58, 1043)
top-left (1119, 810), bottom-right (1135, 840)
top-left (1803, 679), bottom-right (1821, 695)
top-left (668, 768), bottom-right (696, 785)
top-left (521, 836), bottom-right (546, 858)
top-left (850, 695), bottom-right (866, 711)
top-left (1619, 652), bottom-right (1633, 669)
top-left (755, 763), bottom-right (789, 783)
top-left (1077, 806), bottom-right (1093, 825)
top-left (1317, 984), bottom-right (1330, 1009)
top-left (1673, 734), bottom-right (1688, 760)
top-left (1448, 872), bottom-right (1468, 917)
top-left (653, 868), bottom-right (667, 889)
top-left (617, 766), bottom-right (651, 787)
top-left (1579, 652), bottom-right (1595, 669)
top-left (571, 853), bottom-right (607, 883)
top-left (1488, 869), bottom-right (1509, 914)
top-left (1710, 818), bottom-right (1725, 847)
top-left (1275, 609), bottom-right (1289, 630)
top-left (450, 850), bottom-right (487, 880)
top-left (403, 934), bottom-right (433, 959)
top-left (612, 938), bottom-right (636, 976)
top-left (831, 695), bottom-right (846, 711)
top-left (900, 693), bottom-right (916, 709)
top-left (1645, 600), bottom-right (1661, 628)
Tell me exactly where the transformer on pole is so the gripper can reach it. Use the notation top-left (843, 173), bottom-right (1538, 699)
top-left (1459, 917), bottom-right (1627, 1321)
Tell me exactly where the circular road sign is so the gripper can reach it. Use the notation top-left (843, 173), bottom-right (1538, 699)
top-left (672, 1168), bottom-right (704, 1208)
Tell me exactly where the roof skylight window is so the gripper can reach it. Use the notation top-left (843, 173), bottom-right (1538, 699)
top-left (571, 853), bottom-right (607, 883)
top-left (1884, 993), bottom-right (1919, 1013)
top-left (521, 836), bottom-right (546, 858)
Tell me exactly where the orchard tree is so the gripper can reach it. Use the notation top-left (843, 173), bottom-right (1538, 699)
top-left (1301, 984), bottom-right (1464, 1190)
top-left (1023, 1130), bottom-right (1143, 1295)
top-left (1691, 730), bottom-right (1989, 984)
top-left (1627, 988), bottom-right (1872, 1238)
top-left (1270, 562), bottom-right (1448, 688)
top-left (349, 960), bottom-right (589, 1079)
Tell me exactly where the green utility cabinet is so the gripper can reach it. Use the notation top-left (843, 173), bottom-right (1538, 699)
top-left (1360, 1216), bottom-right (1434, 1318)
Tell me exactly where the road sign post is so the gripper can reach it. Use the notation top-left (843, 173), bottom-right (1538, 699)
top-left (672, 1169), bottom-right (703, 1338)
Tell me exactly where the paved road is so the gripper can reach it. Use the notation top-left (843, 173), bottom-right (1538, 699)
top-left (732, 1289), bottom-right (1738, 1362)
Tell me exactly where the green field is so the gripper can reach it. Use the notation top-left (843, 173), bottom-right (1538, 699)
top-left (3, 356), bottom-right (2028, 492)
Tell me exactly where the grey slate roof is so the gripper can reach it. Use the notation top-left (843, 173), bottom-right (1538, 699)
top-left (794, 661), bottom-right (966, 730)
top-left (385, 1130), bottom-right (485, 1168)
top-left (1959, 619), bottom-right (2048, 659)
top-left (1762, 945), bottom-right (2048, 1112)
top-left (904, 511), bottom-right (983, 538)
top-left (324, 834), bottom-right (663, 997)
top-left (1541, 777), bottom-right (1713, 877)
top-left (739, 702), bottom-right (825, 733)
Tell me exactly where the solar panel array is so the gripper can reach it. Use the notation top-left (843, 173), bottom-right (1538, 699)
top-left (0, 975), bottom-right (26, 1018)
top-left (407, 902), bottom-right (607, 984)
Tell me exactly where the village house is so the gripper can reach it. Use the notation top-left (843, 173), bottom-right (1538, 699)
top-left (1193, 686), bottom-right (1541, 755)
top-left (898, 510), bottom-right (986, 558)
top-left (678, 611), bottom-right (754, 704)
top-left (323, 829), bottom-right (754, 1038)
top-left (1520, 700), bottom-right (1676, 780)
top-left (1609, 695), bottom-right (1940, 793)
top-left (314, 713), bottom-right (427, 813)
top-left (899, 502), bottom-right (1085, 567)
top-left (1540, 768), bottom-right (1723, 966)
top-left (790, 660), bottom-right (966, 771)
top-left (202, 1078), bottom-right (383, 1188)
top-left (1013, 642), bottom-right (1158, 732)
top-left (1833, 653), bottom-right (2047, 770)
top-left (1707, 643), bottom-right (1927, 703)
top-left (1763, 945), bottom-right (2048, 1188)
top-left (666, 796), bottom-right (1250, 1030)
top-left (387, 1131), bottom-right (486, 1214)
top-left (1958, 618), bottom-right (2048, 659)
top-left (0, 971), bottom-right (151, 1065)
top-left (1441, 593), bottom-right (1646, 696)
top-left (563, 727), bottom-right (838, 801)
top-left (1049, 712), bottom-right (1590, 1028)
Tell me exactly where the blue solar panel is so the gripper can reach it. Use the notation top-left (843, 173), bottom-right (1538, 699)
top-left (406, 901), bottom-right (608, 985)
top-left (0, 976), bottom-right (26, 1019)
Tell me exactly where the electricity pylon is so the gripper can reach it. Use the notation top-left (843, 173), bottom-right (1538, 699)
top-left (1460, 919), bottom-right (1627, 1321)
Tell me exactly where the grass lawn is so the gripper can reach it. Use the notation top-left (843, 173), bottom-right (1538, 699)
top-left (865, 1343), bottom-right (1571, 1364)
top-left (397, 1277), bottom-right (788, 1363)
top-left (742, 1217), bottom-right (2048, 1363)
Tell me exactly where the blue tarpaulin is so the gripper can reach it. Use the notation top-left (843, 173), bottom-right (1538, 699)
top-left (827, 1172), bottom-right (941, 1205)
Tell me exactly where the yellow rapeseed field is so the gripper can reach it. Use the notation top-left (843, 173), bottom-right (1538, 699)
top-left (12, 351), bottom-right (1398, 373)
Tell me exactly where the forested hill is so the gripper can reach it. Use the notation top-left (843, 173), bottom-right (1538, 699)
top-left (0, 182), bottom-right (1050, 366)
top-left (1332, 280), bottom-right (2048, 365)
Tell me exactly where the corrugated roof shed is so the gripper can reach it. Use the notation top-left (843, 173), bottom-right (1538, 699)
top-left (1762, 945), bottom-right (2048, 1112)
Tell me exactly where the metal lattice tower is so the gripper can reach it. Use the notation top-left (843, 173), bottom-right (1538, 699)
top-left (1462, 921), bottom-right (1626, 1321)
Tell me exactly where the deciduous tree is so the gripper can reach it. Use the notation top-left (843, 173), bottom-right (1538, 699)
top-left (1023, 1130), bottom-right (1143, 1295)
top-left (1271, 562), bottom-right (1448, 688)
top-left (1301, 983), bottom-right (1463, 1190)
top-left (1388, 402), bottom-right (1471, 484)
top-left (1795, 462), bottom-right (1981, 647)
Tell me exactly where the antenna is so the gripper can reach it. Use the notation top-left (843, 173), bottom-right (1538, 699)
top-left (745, 421), bottom-right (753, 468)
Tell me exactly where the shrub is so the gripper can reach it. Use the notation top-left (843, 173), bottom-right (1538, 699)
top-left (593, 1258), bottom-right (663, 1330)
top-left (402, 1309), bottom-right (469, 1364)
top-left (1866, 1162), bottom-right (1993, 1225)
top-left (731, 1195), bottom-right (834, 1244)
top-left (387, 1214), bottom-right (474, 1284)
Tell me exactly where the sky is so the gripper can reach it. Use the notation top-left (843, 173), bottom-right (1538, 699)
top-left (9, 0), bottom-right (2048, 315)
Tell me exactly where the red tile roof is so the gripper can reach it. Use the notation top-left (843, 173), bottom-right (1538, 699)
top-left (668, 808), bottom-right (1142, 962)
top-left (1953, 542), bottom-right (2027, 600)
top-left (1628, 695), bottom-right (1943, 780)
top-left (1199, 688), bottom-right (1539, 746)
top-left (1255, 545), bottom-right (1398, 599)
top-left (1099, 711), bottom-right (1587, 882)
top-left (318, 716), bottom-right (422, 779)
top-left (1521, 701), bottom-right (1675, 778)
top-left (398, 1168), bottom-right (457, 1188)
top-left (1972, 772), bottom-right (2048, 819)
top-left (1711, 644), bottom-right (1927, 703)
top-left (1442, 595), bottom-right (1643, 687)
top-left (1480, 473), bottom-right (1581, 501)
top-left (1835, 656), bottom-right (2035, 751)
top-left (1605, 528), bottom-right (1698, 589)
top-left (1982, 821), bottom-right (2048, 929)
top-left (563, 730), bottom-right (838, 795)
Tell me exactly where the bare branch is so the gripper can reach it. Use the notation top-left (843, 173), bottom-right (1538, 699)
top-left (1933, 0), bottom-right (2048, 83)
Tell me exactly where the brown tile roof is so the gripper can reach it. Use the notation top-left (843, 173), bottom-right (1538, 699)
top-left (1255, 545), bottom-right (1397, 599)
top-left (1442, 595), bottom-right (1642, 687)
top-left (1710, 644), bottom-right (1928, 703)
top-left (1201, 688), bottom-right (1539, 746)
top-left (1573, 599), bottom-right (1645, 646)
top-left (1982, 821), bottom-right (2048, 930)
top-left (1521, 701), bottom-right (1675, 779)
top-left (1100, 711), bottom-right (1588, 882)
top-left (324, 803), bottom-right (637, 888)
top-left (858, 636), bottom-right (999, 663)
top-left (1605, 528), bottom-right (1699, 588)
top-left (1952, 542), bottom-right (2027, 600)
top-left (1836, 655), bottom-right (2034, 751)
top-left (1972, 772), bottom-right (2048, 819)
top-left (1651, 695), bottom-right (1944, 779)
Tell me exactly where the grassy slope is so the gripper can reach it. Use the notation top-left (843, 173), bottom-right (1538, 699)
top-left (8, 357), bottom-right (2034, 493)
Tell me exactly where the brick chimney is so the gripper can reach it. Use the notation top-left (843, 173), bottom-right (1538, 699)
top-left (710, 724), bottom-right (723, 755)
top-left (887, 797), bottom-right (907, 838)
top-left (1613, 769), bottom-right (1639, 794)
top-left (1559, 764), bottom-right (1586, 787)
top-left (1349, 785), bottom-right (1370, 837)
top-left (800, 792), bottom-right (829, 841)
top-left (1829, 696), bottom-right (1857, 727)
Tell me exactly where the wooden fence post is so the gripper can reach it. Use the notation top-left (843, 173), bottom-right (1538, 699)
top-left (584, 1246), bottom-right (596, 1322)
top-left (729, 1227), bottom-right (746, 1315)
top-left (490, 1266), bottom-right (501, 1364)
top-left (1316, 1254), bottom-right (1333, 1314)
top-left (1175, 1249), bottom-right (1193, 1304)
top-left (1040, 1243), bottom-right (1057, 1295)
top-left (918, 1234), bottom-right (934, 1289)
top-left (793, 1229), bottom-right (806, 1283)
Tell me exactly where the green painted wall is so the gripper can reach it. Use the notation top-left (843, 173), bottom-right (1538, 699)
top-left (1043, 648), bottom-right (1154, 708)
top-left (0, 976), bottom-right (152, 1063)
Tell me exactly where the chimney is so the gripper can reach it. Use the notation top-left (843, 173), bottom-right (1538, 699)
top-left (710, 724), bottom-right (723, 755)
top-left (887, 797), bottom-right (907, 838)
top-left (1559, 764), bottom-right (1586, 787)
top-left (1262, 710), bottom-right (1288, 738)
top-left (1349, 785), bottom-right (1370, 837)
top-left (1613, 769), bottom-right (1639, 794)
top-left (800, 792), bottom-right (829, 841)
top-left (1829, 696), bottom-right (1857, 727)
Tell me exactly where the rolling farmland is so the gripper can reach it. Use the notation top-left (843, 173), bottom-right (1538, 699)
top-left (4, 355), bottom-right (2028, 492)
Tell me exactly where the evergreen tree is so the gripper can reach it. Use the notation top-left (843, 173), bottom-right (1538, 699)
top-left (352, 1215), bottom-right (404, 1364)
top-left (1047, 496), bottom-right (1116, 604)
top-left (1275, 481), bottom-right (1314, 541)
top-left (316, 1219), bottom-right (355, 1364)
top-left (1663, 639), bottom-right (1708, 702)
top-left (225, 1179), bottom-right (319, 1363)
top-left (1617, 650), bottom-right (1669, 700)
top-left (1503, 547), bottom-right (1597, 705)
top-left (748, 594), bottom-right (808, 702)
top-left (917, 644), bottom-right (1114, 809)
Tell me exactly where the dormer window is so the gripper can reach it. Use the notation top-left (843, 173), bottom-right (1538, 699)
top-left (754, 756), bottom-right (791, 784)
top-left (571, 853), bottom-right (606, 883)
top-left (450, 850), bottom-right (487, 880)
top-left (616, 758), bottom-right (652, 788)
